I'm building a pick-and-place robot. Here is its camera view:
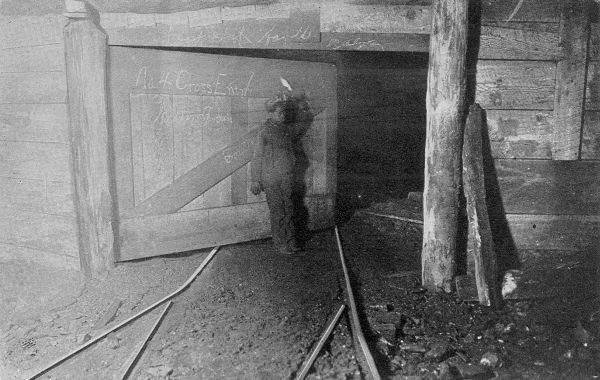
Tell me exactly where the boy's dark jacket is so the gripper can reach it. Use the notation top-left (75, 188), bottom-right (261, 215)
top-left (251, 97), bottom-right (314, 186)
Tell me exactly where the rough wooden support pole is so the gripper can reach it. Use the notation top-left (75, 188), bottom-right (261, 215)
top-left (64, 1), bottom-right (115, 275)
top-left (422, 0), bottom-right (469, 292)
top-left (462, 104), bottom-right (501, 308)
top-left (552, 0), bottom-right (590, 160)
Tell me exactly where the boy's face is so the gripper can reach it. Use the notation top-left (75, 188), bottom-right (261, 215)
top-left (272, 106), bottom-right (285, 123)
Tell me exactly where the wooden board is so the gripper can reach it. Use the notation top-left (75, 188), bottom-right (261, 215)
top-left (462, 104), bottom-right (501, 307)
top-left (119, 195), bottom-right (334, 260)
top-left (582, 111), bottom-right (600, 159)
top-left (98, 5), bottom-right (565, 54)
top-left (118, 203), bottom-right (270, 260)
top-left (588, 23), bottom-right (600, 61)
top-left (101, 13), bottom-right (431, 52)
top-left (485, 110), bottom-right (553, 159)
top-left (0, 15), bottom-right (65, 48)
top-left (503, 214), bottom-right (600, 251)
top-left (321, 32), bottom-right (429, 52)
top-left (103, 8), bottom-right (321, 49)
top-left (89, 0), bottom-right (302, 14)
top-left (0, 141), bottom-right (70, 181)
top-left (331, 23), bottom-right (559, 57)
top-left (552, 0), bottom-right (589, 160)
top-left (0, 104), bottom-right (68, 143)
top-left (585, 61), bottom-right (600, 111)
top-left (481, 0), bottom-right (560, 23)
top-left (495, 159), bottom-right (600, 215)
top-left (0, 72), bottom-right (66, 104)
top-left (109, 46), bottom-right (337, 260)
top-left (457, 261), bottom-right (597, 300)
top-left (0, 44), bottom-right (65, 73)
top-left (231, 97), bottom-right (249, 205)
top-left (0, 177), bottom-right (73, 216)
top-left (320, 1), bottom-right (431, 34)
top-left (475, 60), bottom-right (556, 110)
top-left (0, 242), bottom-right (79, 270)
top-left (123, 126), bottom-right (261, 217)
top-left (478, 23), bottom-right (562, 60)
top-left (0, 206), bottom-right (78, 257)
top-left (459, 247), bottom-right (599, 301)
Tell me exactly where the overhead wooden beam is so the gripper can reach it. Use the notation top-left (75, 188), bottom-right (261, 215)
top-left (422, 0), bottom-right (468, 292)
top-left (552, 0), bottom-right (591, 160)
top-left (64, 0), bottom-right (115, 276)
top-left (320, 1), bottom-right (432, 34)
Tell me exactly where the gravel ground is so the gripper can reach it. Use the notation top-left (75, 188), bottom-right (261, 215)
top-left (2, 196), bottom-right (599, 380)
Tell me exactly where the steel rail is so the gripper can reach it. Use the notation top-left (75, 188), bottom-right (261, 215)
top-left (295, 303), bottom-right (346, 380)
top-left (334, 225), bottom-right (381, 380)
top-left (26, 246), bottom-right (220, 380)
top-left (119, 301), bottom-right (173, 380)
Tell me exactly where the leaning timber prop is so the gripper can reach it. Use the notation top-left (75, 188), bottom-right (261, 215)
top-left (335, 226), bottom-right (381, 380)
top-left (462, 104), bottom-right (502, 308)
top-left (26, 246), bottom-right (220, 380)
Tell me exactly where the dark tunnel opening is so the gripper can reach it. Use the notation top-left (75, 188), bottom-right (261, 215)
top-left (334, 50), bottom-right (428, 211)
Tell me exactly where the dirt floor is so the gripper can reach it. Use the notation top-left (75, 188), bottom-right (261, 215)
top-left (1, 194), bottom-right (600, 379)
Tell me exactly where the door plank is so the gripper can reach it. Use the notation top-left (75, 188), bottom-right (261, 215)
top-left (119, 203), bottom-right (270, 261)
top-left (231, 97), bottom-right (249, 205)
top-left (122, 127), bottom-right (260, 218)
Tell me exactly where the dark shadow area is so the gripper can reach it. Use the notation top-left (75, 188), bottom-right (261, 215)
top-left (480, 110), bottom-right (520, 273)
top-left (464, 0), bottom-right (482, 110)
top-left (335, 50), bottom-right (429, 221)
top-left (335, 217), bottom-right (422, 379)
top-left (287, 95), bottom-right (315, 249)
top-left (455, 0), bottom-right (484, 275)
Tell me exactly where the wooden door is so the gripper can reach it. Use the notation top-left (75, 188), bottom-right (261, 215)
top-left (108, 47), bottom-right (337, 261)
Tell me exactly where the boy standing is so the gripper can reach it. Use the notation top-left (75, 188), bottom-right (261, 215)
top-left (250, 97), bottom-right (301, 255)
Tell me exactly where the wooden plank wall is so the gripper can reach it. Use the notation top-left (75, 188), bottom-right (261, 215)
top-left (468, 1), bottom-right (600, 299)
top-left (318, 0), bottom-right (600, 270)
top-left (2, 0), bottom-right (598, 274)
top-left (0, 14), bottom-right (79, 270)
top-left (583, 23), bottom-right (600, 159)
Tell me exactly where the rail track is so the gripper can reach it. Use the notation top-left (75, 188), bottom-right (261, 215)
top-left (26, 228), bottom-right (383, 380)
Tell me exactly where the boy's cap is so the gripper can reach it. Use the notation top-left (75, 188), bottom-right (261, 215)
top-left (265, 98), bottom-right (286, 113)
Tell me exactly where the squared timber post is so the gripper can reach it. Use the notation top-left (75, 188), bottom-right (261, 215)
top-left (552, 0), bottom-right (591, 160)
top-left (64, 0), bottom-right (115, 276)
top-left (422, 0), bottom-right (469, 292)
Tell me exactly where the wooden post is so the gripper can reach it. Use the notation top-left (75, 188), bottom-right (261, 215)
top-left (422, 0), bottom-right (469, 292)
top-left (552, 0), bottom-right (590, 160)
top-left (462, 104), bottom-right (501, 308)
top-left (64, 0), bottom-right (115, 276)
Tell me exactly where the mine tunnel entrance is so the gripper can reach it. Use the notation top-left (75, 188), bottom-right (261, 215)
top-left (180, 47), bottom-right (429, 212)
top-left (109, 45), bottom-right (428, 260)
